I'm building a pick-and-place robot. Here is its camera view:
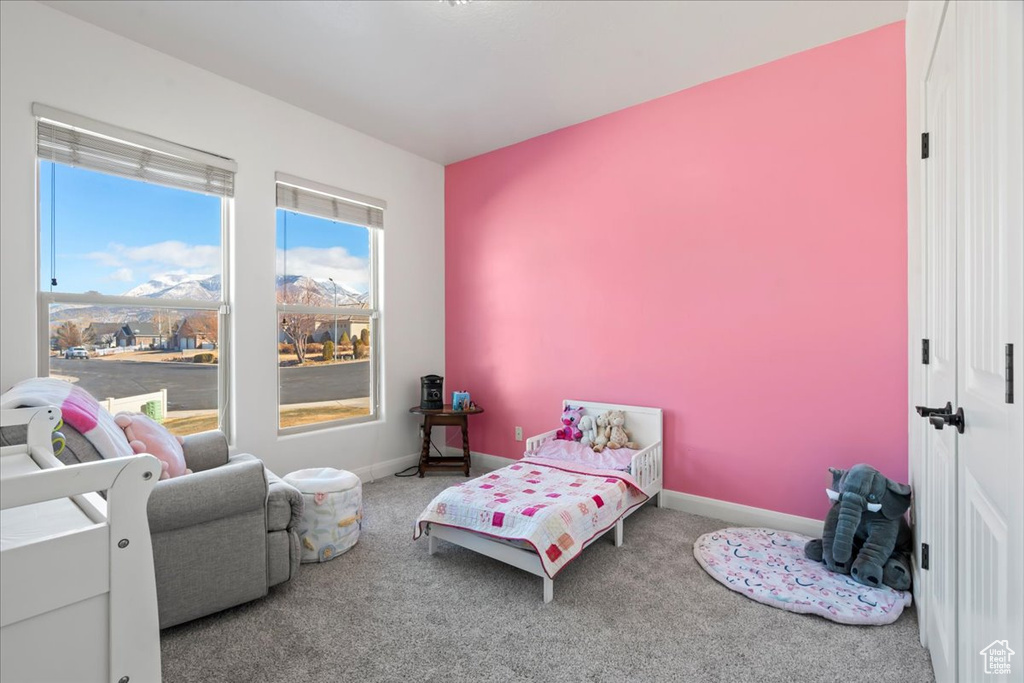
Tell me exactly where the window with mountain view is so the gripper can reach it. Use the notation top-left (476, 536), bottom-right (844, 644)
top-left (37, 109), bottom-right (233, 437)
top-left (276, 175), bottom-right (382, 431)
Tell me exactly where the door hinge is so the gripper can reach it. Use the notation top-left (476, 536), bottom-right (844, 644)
top-left (921, 543), bottom-right (930, 570)
top-left (1007, 343), bottom-right (1015, 404)
top-left (922, 338), bottom-right (930, 365)
top-left (921, 132), bottom-right (930, 159)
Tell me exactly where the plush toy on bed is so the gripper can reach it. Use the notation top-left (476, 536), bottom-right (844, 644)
top-left (114, 411), bottom-right (191, 480)
top-left (555, 405), bottom-right (585, 441)
top-left (605, 410), bottom-right (638, 450)
top-left (591, 411), bottom-right (612, 452)
top-left (578, 415), bottom-right (598, 448)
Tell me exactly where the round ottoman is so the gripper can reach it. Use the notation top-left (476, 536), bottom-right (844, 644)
top-left (284, 468), bottom-right (362, 563)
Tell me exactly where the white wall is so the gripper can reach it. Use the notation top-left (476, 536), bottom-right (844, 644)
top-left (0, 1), bottom-right (445, 476)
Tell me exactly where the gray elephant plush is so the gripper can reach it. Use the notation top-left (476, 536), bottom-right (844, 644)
top-left (804, 464), bottom-right (913, 591)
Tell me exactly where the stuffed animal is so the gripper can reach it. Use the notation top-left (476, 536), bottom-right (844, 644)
top-left (804, 464), bottom-right (913, 590)
top-left (114, 411), bottom-right (191, 480)
top-left (605, 410), bottom-right (638, 449)
top-left (554, 405), bottom-right (584, 441)
top-left (578, 415), bottom-right (598, 447)
top-left (591, 411), bottom-right (612, 452)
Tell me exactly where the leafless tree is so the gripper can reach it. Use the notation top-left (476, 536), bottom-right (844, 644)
top-left (278, 280), bottom-right (324, 364)
top-left (54, 321), bottom-right (93, 350)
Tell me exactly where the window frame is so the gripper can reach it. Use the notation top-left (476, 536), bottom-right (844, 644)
top-left (275, 177), bottom-right (382, 435)
top-left (34, 120), bottom-right (234, 440)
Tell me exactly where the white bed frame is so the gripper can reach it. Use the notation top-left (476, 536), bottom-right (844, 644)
top-left (0, 407), bottom-right (163, 683)
top-left (424, 400), bottom-right (663, 603)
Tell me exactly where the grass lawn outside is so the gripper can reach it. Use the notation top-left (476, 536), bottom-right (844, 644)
top-left (277, 353), bottom-right (366, 367)
top-left (163, 402), bottom-right (371, 435)
top-left (90, 349), bottom-right (219, 363)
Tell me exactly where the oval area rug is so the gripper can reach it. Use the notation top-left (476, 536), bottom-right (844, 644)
top-left (693, 527), bottom-right (912, 625)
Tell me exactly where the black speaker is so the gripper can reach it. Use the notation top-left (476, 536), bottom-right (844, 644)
top-left (420, 375), bottom-right (444, 410)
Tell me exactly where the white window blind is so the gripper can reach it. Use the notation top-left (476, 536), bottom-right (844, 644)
top-left (276, 177), bottom-right (385, 230)
top-left (34, 107), bottom-right (235, 197)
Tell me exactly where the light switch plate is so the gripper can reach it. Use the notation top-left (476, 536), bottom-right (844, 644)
top-left (515, 426), bottom-right (523, 441)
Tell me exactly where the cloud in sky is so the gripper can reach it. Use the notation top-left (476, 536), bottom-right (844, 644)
top-left (84, 240), bottom-right (221, 284)
top-left (276, 246), bottom-right (369, 291)
top-left (106, 267), bottom-right (134, 282)
top-left (85, 240), bottom-right (220, 270)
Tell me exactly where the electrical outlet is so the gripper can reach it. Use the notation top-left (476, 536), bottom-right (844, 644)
top-left (515, 426), bottom-right (523, 441)
top-left (419, 426), bottom-right (425, 439)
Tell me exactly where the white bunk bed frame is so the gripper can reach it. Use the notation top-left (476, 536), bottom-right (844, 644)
top-left (424, 399), bottom-right (663, 603)
top-left (0, 407), bottom-right (162, 683)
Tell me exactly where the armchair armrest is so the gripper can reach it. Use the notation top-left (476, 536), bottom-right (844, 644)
top-left (148, 455), bottom-right (267, 534)
top-left (525, 429), bottom-right (559, 454)
top-left (181, 430), bottom-right (229, 473)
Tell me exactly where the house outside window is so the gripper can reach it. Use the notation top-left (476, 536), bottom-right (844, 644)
top-left (36, 105), bottom-right (235, 437)
top-left (275, 173), bottom-right (383, 432)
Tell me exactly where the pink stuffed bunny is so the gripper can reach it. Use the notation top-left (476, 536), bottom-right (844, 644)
top-left (114, 412), bottom-right (190, 479)
top-left (554, 405), bottom-right (584, 441)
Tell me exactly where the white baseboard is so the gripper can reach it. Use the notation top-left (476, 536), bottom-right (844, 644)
top-left (659, 490), bottom-right (824, 537)
top-left (451, 447), bottom-right (824, 537)
top-left (352, 452), bottom-right (419, 482)
top-left (443, 446), bottom-right (515, 472)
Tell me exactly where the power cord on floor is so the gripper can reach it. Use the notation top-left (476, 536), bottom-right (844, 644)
top-left (394, 437), bottom-right (447, 477)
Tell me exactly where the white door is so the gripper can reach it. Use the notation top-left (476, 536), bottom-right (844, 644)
top-left (955, 1), bottom-right (1024, 681)
top-left (922, 4), bottom-right (960, 680)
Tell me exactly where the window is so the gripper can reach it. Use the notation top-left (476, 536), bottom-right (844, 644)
top-left (275, 173), bottom-right (382, 431)
top-left (36, 105), bottom-right (235, 437)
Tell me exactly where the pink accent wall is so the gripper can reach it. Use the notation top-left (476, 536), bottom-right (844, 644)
top-left (444, 23), bottom-right (907, 521)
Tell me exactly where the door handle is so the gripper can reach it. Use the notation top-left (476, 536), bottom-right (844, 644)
top-left (928, 406), bottom-right (965, 434)
top-left (915, 402), bottom-right (953, 418)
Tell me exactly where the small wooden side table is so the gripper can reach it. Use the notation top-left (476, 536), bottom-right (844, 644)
top-left (409, 404), bottom-right (484, 477)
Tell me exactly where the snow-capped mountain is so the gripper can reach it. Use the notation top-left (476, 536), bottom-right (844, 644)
top-left (49, 274), bottom-right (368, 331)
top-left (122, 273), bottom-right (367, 306)
top-left (277, 275), bottom-right (368, 306)
top-left (123, 273), bottom-right (217, 300)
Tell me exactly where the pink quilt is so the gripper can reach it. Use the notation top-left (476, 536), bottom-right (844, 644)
top-left (414, 458), bottom-right (649, 578)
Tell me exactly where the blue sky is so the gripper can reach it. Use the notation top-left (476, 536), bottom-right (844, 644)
top-left (40, 161), bottom-right (370, 296)
top-left (276, 209), bottom-right (370, 294)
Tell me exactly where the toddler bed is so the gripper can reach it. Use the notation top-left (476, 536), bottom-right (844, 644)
top-left (416, 400), bottom-right (662, 602)
top-left (0, 407), bottom-right (162, 683)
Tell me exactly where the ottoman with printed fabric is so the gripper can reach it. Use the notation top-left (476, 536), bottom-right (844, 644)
top-left (283, 467), bottom-right (362, 563)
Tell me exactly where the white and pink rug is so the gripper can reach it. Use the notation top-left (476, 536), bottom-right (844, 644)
top-left (694, 527), bottom-right (911, 626)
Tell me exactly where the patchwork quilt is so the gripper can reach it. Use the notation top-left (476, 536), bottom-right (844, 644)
top-left (414, 458), bottom-right (649, 578)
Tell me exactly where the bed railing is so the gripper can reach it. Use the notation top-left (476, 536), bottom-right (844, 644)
top-left (629, 441), bottom-right (663, 494)
top-left (525, 429), bottom-right (559, 454)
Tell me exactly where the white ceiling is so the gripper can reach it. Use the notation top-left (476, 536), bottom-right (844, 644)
top-left (41, 0), bottom-right (907, 165)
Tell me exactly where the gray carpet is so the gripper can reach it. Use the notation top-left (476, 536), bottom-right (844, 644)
top-left (161, 470), bottom-right (935, 682)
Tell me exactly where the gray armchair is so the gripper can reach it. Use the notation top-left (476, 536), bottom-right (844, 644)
top-left (0, 425), bottom-right (303, 628)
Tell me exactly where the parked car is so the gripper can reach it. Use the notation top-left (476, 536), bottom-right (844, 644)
top-left (64, 346), bottom-right (88, 359)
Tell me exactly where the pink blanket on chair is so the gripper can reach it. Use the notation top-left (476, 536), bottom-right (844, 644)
top-left (1, 378), bottom-right (132, 460)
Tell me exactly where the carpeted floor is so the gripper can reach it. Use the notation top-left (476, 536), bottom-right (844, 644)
top-left (161, 470), bottom-right (935, 682)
